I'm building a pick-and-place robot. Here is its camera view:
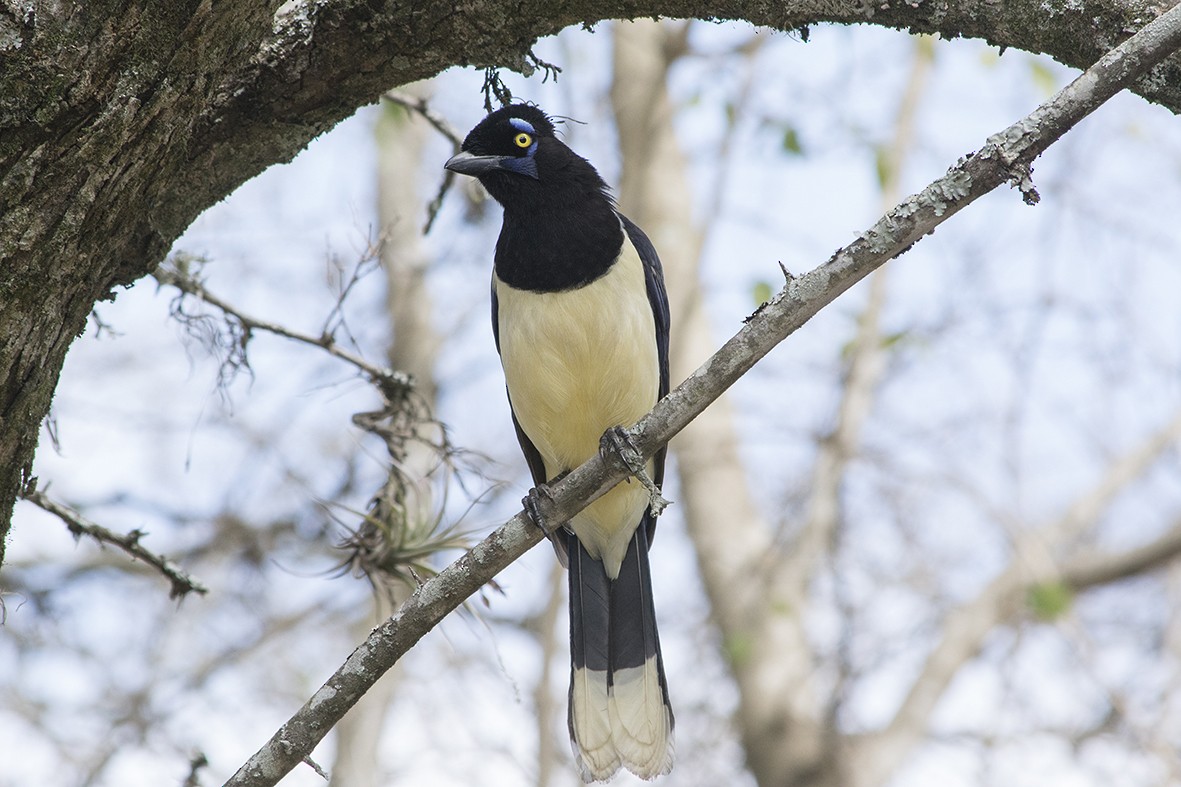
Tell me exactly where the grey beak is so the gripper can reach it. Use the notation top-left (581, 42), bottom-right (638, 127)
top-left (444, 150), bottom-right (510, 176)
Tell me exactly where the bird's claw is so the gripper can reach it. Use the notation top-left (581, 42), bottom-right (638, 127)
top-left (599, 426), bottom-right (670, 518)
top-left (523, 475), bottom-right (567, 538)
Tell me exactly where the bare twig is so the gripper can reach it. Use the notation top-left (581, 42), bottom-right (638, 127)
top-left (382, 90), bottom-right (464, 147)
top-left (23, 490), bottom-right (208, 599)
top-left (223, 7), bottom-right (1181, 785)
top-left (320, 244), bottom-right (383, 354)
top-left (301, 755), bottom-right (328, 781)
top-left (382, 89), bottom-right (466, 234)
top-left (154, 258), bottom-right (413, 401)
top-left (183, 752), bottom-right (209, 787)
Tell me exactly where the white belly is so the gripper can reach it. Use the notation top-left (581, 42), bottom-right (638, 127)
top-left (496, 236), bottom-right (659, 577)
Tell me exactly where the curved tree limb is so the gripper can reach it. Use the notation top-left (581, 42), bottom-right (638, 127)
top-left (221, 6), bottom-right (1181, 784)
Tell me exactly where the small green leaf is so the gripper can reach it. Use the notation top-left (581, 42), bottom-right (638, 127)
top-left (781, 126), bottom-right (803, 155)
top-left (1027, 581), bottom-right (1073, 621)
top-left (874, 145), bottom-right (892, 190)
top-left (752, 280), bottom-right (774, 306)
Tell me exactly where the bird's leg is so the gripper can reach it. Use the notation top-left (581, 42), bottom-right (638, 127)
top-left (523, 472), bottom-right (569, 538)
top-left (600, 426), bottom-right (671, 517)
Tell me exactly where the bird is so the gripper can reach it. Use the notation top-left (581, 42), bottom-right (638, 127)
top-left (445, 103), bottom-right (674, 782)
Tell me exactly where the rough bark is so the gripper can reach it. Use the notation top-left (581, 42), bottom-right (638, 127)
top-left (328, 598), bottom-right (403, 787)
top-left (2, 0), bottom-right (1181, 565)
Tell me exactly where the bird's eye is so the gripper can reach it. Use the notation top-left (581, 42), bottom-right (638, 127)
top-left (514, 132), bottom-right (533, 149)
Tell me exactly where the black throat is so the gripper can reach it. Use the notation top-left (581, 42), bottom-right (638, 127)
top-left (494, 198), bottom-right (623, 292)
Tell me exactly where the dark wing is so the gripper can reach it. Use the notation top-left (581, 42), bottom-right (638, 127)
top-left (619, 214), bottom-right (671, 543)
top-left (619, 216), bottom-right (671, 404)
top-left (511, 412), bottom-right (549, 488)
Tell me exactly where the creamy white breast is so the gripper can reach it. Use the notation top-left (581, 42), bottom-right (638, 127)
top-left (496, 233), bottom-right (658, 576)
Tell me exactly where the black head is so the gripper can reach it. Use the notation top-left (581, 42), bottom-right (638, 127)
top-left (444, 104), bottom-right (611, 210)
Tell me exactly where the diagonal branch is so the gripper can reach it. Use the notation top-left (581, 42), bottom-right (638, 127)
top-left (381, 88), bottom-right (466, 233)
top-left (22, 490), bottom-right (208, 599)
top-left (382, 90), bottom-right (464, 148)
top-left (223, 6), bottom-right (1181, 785)
top-left (1049, 408), bottom-right (1181, 545)
top-left (1060, 518), bottom-right (1181, 589)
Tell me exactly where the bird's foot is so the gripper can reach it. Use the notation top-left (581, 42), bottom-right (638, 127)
top-left (523, 474), bottom-right (568, 538)
top-left (599, 426), bottom-right (671, 518)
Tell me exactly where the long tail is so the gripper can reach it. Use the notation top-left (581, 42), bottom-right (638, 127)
top-left (567, 523), bottom-right (674, 782)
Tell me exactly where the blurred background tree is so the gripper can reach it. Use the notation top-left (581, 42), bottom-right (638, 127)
top-left (5, 16), bottom-right (1181, 787)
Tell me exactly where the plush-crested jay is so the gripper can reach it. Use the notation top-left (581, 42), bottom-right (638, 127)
top-left (445, 103), bottom-right (674, 781)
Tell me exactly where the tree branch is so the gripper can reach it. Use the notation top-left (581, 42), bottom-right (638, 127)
top-left (381, 89), bottom-right (466, 234)
top-left (1061, 520), bottom-right (1181, 590)
top-left (223, 6), bottom-right (1181, 785)
top-left (22, 490), bottom-right (208, 600)
top-left (1048, 409), bottom-right (1181, 545)
top-left (381, 90), bottom-right (464, 149)
top-left (154, 257), bottom-right (414, 400)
